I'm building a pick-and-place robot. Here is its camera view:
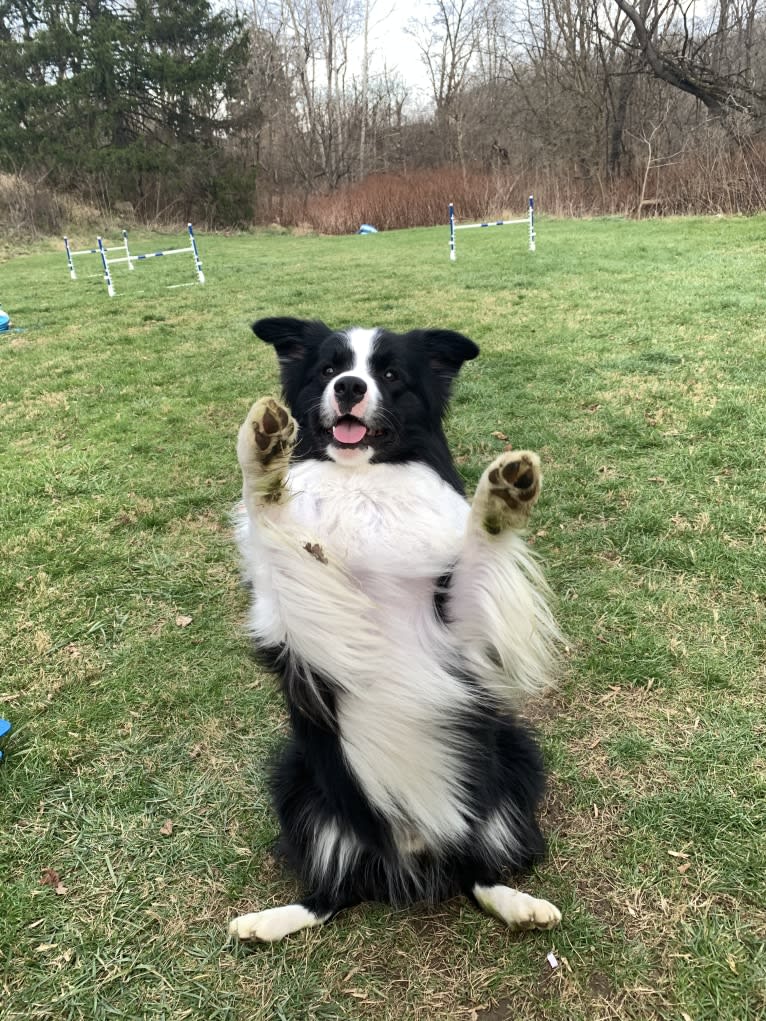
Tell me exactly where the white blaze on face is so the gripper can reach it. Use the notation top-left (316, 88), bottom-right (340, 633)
top-left (323, 328), bottom-right (382, 464)
top-left (323, 328), bottom-right (381, 424)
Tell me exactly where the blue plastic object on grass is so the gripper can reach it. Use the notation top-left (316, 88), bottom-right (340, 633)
top-left (357, 224), bottom-right (378, 234)
top-left (0, 309), bottom-right (10, 332)
top-left (0, 718), bottom-right (11, 762)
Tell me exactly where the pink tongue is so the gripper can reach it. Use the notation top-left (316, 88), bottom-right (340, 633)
top-left (333, 420), bottom-right (368, 444)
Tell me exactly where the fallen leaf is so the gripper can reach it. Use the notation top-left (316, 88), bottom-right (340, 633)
top-left (54, 883), bottom-right (68, 896)
top-left (40, 868), bottom-right (60, 888)
top-left (726, 955), bottom-right (738, 974)
top-left (667, 850), bottom-right (690, 859)
top-left (491, 430), bottom-right (508, 441)
top-left (677, 862), bottom-right (692, 874)
top-left (175, 615), bottom-right (193, 628)
top-left (159, 819), bottom-right (174, 837)
top-left (35, 943), bottom-right (58, 952)
top-left (303, 542), bottom-right (328, 565)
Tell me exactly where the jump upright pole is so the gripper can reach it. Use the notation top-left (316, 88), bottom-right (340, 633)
top-left (64, 236), bottom-right (77, 280)
top-left (97, 237), bottom-right (116, 298)
top-left (188, 223), bottom-right (205, 284)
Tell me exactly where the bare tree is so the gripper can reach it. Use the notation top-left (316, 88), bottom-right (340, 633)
top-left (409, 0), bottom-right (481, 164)
top-left (611, 0), bottom-right (766, 121)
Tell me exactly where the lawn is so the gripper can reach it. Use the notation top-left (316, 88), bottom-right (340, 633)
top-left (1, 215), bottom-right (764, 1020)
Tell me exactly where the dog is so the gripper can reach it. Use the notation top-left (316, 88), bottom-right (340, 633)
top-left (229, 317), bottom-right (562, 942)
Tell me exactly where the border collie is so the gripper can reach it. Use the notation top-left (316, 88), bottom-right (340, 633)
top-left (229, 317), bottom-right (562, 942)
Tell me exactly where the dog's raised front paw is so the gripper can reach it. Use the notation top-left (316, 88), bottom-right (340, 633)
top-left (237, 397), bottom-right (297, 503)
top-left (474, 450), bottom-right (541, 534)
top-left (240, 396), bottom-right (297, 466)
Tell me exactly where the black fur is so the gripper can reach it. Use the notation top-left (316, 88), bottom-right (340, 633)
top-left (252, 317), bottom-right (479, 493)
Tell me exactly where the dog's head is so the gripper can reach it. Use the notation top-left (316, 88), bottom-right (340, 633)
top-left (252, 317), bottom-right (479, 473)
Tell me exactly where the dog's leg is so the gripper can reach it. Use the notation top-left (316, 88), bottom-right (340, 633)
top-left (237, 396), bottom-right (298, 512)
top-left (471, 450), bottom-right (541, 536)
top-left (447, 449), bottom-right (559, 701)
top-left (229, 891), bottom-right (357, 943)
top-left (471, 882), bottom-right (561, 931)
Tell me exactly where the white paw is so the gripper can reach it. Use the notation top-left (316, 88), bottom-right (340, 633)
top-left (228, 904), bottom-right (322, 942)
top-left (474, 884), bottom-right (562, 931)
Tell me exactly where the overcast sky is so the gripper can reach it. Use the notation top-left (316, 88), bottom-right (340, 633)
top-left (357, 0), bottom-right (433, 101)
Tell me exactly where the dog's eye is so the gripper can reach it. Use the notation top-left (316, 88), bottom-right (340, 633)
top-left (383, 369), bottom-right (398, 382)
top-left (322, 366), bottom-right (336, 377)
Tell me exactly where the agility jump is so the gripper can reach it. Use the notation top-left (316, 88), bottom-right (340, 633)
top-left (449, 196), bottom-right (536, 261)
top-left (64, 224), bottom-right (204, 296)
top-left (64, 231), bottom-right (134, 280)
top-left (97, 223), bottom-right (204, 297)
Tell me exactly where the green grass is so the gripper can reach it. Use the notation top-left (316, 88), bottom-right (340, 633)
top-left (1, 217), bottom-right (765, 1020)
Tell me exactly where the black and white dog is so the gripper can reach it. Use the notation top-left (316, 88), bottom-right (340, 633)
top-left (229, 317), bottom-right (562, 942)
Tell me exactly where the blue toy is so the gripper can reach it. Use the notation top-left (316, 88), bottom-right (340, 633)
top-left (0, 718), bottom-right (11, 762)
top-left (0, 308), bottom-right (10, 332)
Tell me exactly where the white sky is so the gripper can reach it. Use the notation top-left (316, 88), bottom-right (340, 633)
top-left (355, 1), bottom-right (434, 102)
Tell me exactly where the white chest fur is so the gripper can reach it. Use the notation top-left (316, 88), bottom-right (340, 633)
top-left (238, 459), bottom-right (477, 845)
top-left (284, 459), bottom-right (470, 578)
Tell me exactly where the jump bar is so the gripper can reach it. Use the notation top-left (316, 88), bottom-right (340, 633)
top-left (109, 247), bottom-right (192, 265)
top-left (454, 218), bottom-right (528, 230)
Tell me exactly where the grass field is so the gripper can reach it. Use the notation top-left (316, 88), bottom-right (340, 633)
top-left (1, 216), bottom-right (765, 1020)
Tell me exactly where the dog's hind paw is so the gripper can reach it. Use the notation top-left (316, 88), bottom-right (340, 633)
top-left (474, 450), bottom-right (541, 535)
top-left (229, 904), bottom-right (324, 942)
top-left (237, 396), bottom-right (297, 502)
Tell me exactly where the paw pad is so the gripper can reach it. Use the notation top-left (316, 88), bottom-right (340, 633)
top-left (256, 402), bottom-right (291, 449)
top-left (245, 397), bottom-right (297, 466)
top-left (479, 451), bottom-right (542, 534)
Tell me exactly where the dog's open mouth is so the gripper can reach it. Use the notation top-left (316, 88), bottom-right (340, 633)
top-left (330, 415), bottom-right (385, 447)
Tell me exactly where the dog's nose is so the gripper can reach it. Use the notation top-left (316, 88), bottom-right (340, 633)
top-left (334, 376), bottom-right (367, 402)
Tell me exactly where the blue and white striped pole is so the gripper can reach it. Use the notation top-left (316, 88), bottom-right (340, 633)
top-left (123, 229), bottom-right (134, 270)
top-left (528, 195), bottom-right (536, 252)
top-left (97, 236), bottom-right (116, 297)
top-left (188, 223), bottom-right (205, 284)
top-left (449, 203), bottom-right (456, 262)
top-left (64, 237), bottom-right (77, 280)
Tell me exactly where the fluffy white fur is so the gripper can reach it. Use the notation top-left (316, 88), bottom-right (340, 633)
top-left (234, 454), bottom-right (560, 856)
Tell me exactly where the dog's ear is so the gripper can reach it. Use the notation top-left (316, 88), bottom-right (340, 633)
top-left (419, 328), bottom-right (480, 381)
top-left (252, 317), bottom-right (332, 364)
